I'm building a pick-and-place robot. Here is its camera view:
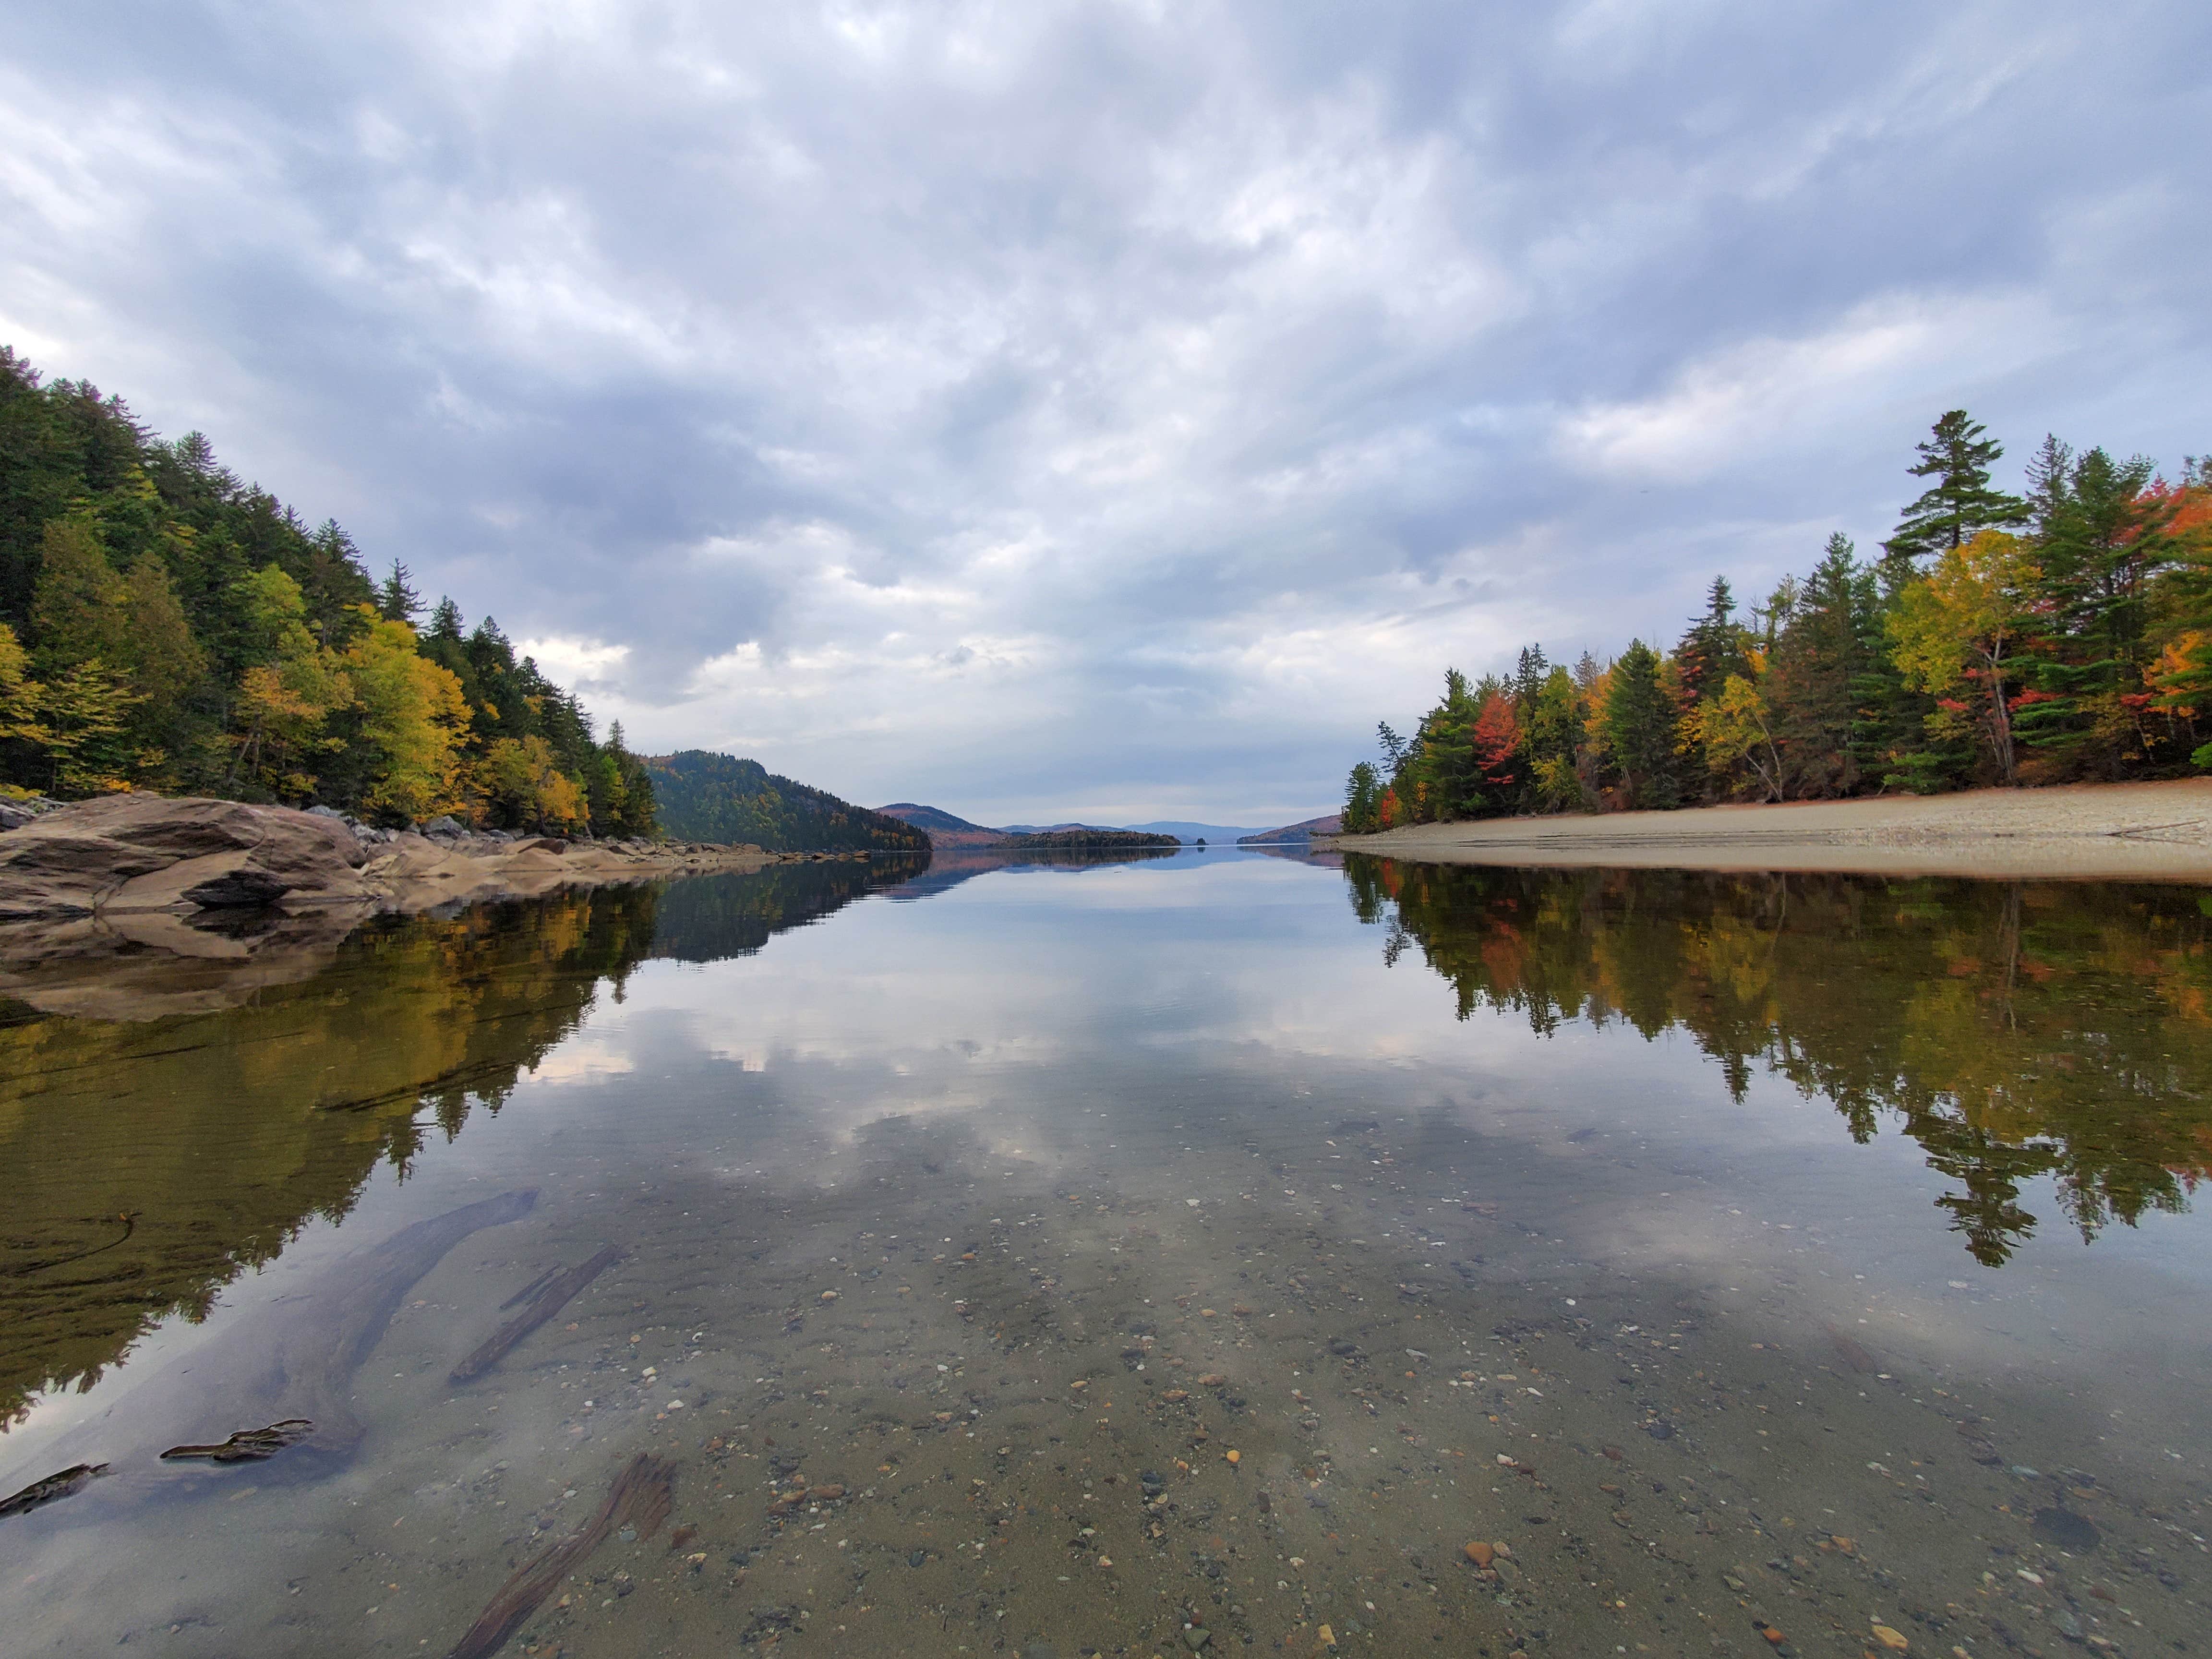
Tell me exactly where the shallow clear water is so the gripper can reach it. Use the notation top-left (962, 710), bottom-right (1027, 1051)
top-left (1, 849), bottom-right (2207, 1659)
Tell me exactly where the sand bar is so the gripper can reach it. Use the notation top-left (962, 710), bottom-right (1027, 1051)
top-left (1328, 776), bottom-right (2212, 880)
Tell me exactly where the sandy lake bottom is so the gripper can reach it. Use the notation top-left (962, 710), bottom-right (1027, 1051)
top-left (1, 850), bottom-right (2207, 1659)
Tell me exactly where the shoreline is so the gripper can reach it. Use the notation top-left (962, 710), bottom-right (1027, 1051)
top-left (1326, 776), bottom-right (2212, 880)
top-left (0, 794), bottom-right (888, 1019)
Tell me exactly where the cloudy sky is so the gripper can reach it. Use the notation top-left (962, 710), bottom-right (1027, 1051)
top-left (5, 2), bottom-right (2207, 824)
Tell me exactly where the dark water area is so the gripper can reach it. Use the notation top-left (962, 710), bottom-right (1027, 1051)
top-left (0, 851), bottom-right (2206, 1658)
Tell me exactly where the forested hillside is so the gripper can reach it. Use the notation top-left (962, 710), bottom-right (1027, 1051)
top-left (647, 751), bottom-right (929, 852)
top-left (0, 348), bottom-right (655, 835)
top-left (1346, 412), bottom-right (2212, 830)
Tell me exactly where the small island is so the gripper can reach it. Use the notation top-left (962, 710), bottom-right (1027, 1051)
top-left (987, 828), bottom-right (1182, 850)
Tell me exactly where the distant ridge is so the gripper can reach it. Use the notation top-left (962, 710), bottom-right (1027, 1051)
top-left (876, 803), bottom-right (1010, 848)
top-left (1237, 813), bottom-right (1342, 845)
top-left (878, 804), bottom-right (1287, 849)
top-left (648, 753), bottom-right (928, 852)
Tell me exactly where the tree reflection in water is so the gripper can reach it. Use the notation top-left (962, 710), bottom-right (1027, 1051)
top-left (1345, 855), bottom-right (2212, 1266)
top-left (0, 857), bottom-right (927, 1426)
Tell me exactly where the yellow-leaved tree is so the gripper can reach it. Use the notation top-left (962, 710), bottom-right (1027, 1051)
top-left (478, 734), bottom-right (587, 832)
top-left (1684, 666), bottom-right (1784, 802)
top-left (0, 623), bottom-right (49, 757)
top-left (1887, 530), bottom-right (2040, 786)
top-left (338, 608), bottom-right (471, 822)
top-left (226, 565), bottom-right (348, 802)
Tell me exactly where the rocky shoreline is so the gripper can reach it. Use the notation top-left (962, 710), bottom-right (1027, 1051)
top-left (0, 794), bottom-right (869, 1018)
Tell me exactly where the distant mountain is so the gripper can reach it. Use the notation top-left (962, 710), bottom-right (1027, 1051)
top-left (876, 802), bottom-right (1010, 848)
top-left (648, 753), bottom-right (929, 852)
top-left (1236, 813), bottom-right (1342, 845)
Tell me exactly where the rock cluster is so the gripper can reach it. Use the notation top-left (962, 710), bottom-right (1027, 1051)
top-left (0, 794), bottom-right (372, 922)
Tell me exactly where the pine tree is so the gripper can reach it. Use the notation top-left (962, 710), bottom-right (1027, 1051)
top-left (1885, 410), bottom-right (2030, 562)
top-left (2015, 445), bottom-right (2179, 772)
top-left (1603, 640), bottom-right (1678, 809)
top-left (1674, 576), bottom-right (1746, 705)
top-left (1768, 534), bottom-right (1878, 797)
top-left (377, 559), bottom-right (423, 624)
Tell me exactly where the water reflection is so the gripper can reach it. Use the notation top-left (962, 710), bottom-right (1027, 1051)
top-left (0, 859), bottom-right (925, 1425)
top-left (1348, 857), bottom-right (2212, 1266)
top-left (0, 850), bottom-right (2205, 1659)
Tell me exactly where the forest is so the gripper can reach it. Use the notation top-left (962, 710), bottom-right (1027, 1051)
top-left (1344, 412), bottom-right (2212, 830)
top-left (0, 348), bottom-right (656, 836)
top-left (646, 750), bottom-right (929, 852)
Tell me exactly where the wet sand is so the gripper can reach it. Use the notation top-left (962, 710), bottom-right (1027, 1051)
top-left (1331, 778), bottom-right (2212, 879)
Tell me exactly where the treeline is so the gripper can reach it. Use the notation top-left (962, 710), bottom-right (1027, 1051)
top-left (0, 348), bottom-right (655, 835)
top-left (1345, 412), bottom-right (2212, 830)
top-left (992, 828), bottom-right (1181, 850)
top-left (646, 750), bottom-right (928, 852)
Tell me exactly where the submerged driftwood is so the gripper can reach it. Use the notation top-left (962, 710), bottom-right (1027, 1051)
top-left (445, 1453), bottom-right (676, 1659)
top-left (159, 1419), bottom-right (315, 1463)
top-left (0, 1462), bottom-right (108, 1518)
top-left (0, 1190), bottom-right (537, 1518)
top-left (450, 1245), bottom-right (621, 1383)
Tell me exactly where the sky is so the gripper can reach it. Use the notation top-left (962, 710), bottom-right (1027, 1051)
top-left (4, 1), bottom-right (2208, 825)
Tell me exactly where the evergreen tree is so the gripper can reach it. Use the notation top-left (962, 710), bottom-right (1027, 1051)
top-left (1885, 409), bottom-right (2029, 562)
top-left (1603, 639), bottom-right (1678, 808)
top-left (1674, 576), bottom-right (1746, 706)
top-left (1767, 533), bottom-right (1879, 797)
top-left (377, 559), bottom-right (423, 624)
top-left (2014, 445), bottom-right (2180, 772)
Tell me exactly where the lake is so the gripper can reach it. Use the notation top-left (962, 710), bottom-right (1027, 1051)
top-left (1, 848), bottom-right (2207, 1658)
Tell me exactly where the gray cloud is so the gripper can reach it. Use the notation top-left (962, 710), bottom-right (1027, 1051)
top-left (5, 0), bottom-right (2207, 822)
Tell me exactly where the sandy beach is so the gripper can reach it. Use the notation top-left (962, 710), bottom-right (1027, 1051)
top-left (1328, 776), bottom-right (2212, 880)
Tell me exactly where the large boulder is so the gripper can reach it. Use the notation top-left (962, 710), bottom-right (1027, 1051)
top-left (0, 795), bottom-right (369, 921)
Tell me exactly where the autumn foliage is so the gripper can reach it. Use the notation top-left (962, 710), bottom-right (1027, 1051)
top-left (1344, 414), bottom-right (2212, 831)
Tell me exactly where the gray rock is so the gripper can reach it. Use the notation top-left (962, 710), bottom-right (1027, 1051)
top-left (420, 815), bottom-right (465, 838)
top-left (305, 805), bottom-right (346, 820)
top-left (1183, 1629), bottom-right (1211, 1651)
top-left (0, 795), bottom-right (368, 923)
top-left (180, 867), bottom-right (295, 909)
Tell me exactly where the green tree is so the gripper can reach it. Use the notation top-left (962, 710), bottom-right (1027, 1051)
top-left (376, 559), bottom-right (423, 625)
top-left (1767, 533), bottom-right (1879, 797)
top-left (1343, 760), bottom-right (1382, 834)
top-left (1885, 409), bottom-right (2030, 565)
top-left (1603, 639), bottom-right (1678, 808)
top-left (30, 515), bottom-right (131, 672)
top-left (1674, 576), bottom-right (1748, 706)
top-left (2014, 445), bottom-right (2181, 772)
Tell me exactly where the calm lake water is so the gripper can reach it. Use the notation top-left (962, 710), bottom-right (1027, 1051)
top-left (1, 849), bottom-right (2207, 1659)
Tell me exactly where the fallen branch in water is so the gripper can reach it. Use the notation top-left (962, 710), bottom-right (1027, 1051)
top-left (445, 1452), bottom-right (675, 1659)
top-left (450, 1245), bottom-right (621, 1384)
top-left (0, 1462), bottom-right (109, 1519)
top-left (160, 1419), bottom-right (315, 1462)
top-left (3, 1212), bottom-right (138, 1278)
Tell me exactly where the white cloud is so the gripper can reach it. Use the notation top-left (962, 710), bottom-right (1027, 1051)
top-left (3, 0), bottom-right (2206, 819)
